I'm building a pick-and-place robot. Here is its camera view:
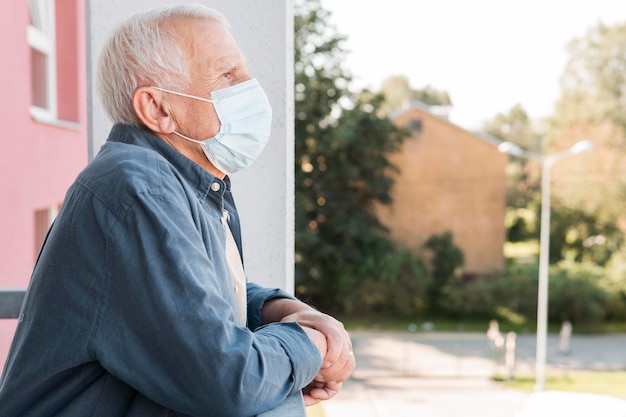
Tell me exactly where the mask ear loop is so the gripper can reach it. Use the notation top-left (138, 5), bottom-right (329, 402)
top-left (150, 86), bottom-right (215, 104)
top-left (150, 86), bottom-right (216, 142)
top-left (149, 86), bottom-right (230, 173)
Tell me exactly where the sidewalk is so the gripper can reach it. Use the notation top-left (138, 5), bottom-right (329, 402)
top-left (319, 331), bottom-right (626, 417)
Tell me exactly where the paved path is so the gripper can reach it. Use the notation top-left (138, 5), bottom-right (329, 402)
top-left (320, 331), bottom-right (626, 417)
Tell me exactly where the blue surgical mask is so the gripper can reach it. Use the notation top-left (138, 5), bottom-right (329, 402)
top-left (152, 78), bottom-right (272, 174)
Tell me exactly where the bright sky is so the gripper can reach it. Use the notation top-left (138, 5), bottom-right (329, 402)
top-left (320, 0), bottom-right (626, 130)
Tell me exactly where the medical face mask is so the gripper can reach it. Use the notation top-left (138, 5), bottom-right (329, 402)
top-left (153, 78), bottom-right (272, 174)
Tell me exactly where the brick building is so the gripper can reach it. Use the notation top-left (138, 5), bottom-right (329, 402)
top-left (376, 103), bottom-right (508, 275)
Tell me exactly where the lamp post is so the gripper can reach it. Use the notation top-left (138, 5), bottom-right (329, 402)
top-left (498, 139), bottom-right (594, 391)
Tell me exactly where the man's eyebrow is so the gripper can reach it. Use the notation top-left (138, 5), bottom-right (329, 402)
top-left (213, 56), bottom-right (247, 71)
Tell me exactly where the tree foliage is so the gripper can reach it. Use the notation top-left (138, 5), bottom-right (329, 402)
top-left (549, 203), bottom-right (624, 266)
top-left (294, 0), bottom-right (418, 314)
top-left (486, 22), bottom-right (626, 266)
top-left (548, 22), bottom-right (626, 214)
top-left (545, 21), bottom-right (626, 264)
top-left (483, 105), bottom-right (541, 242)
top-left (484, 104), bottom-right (541, 153)
top-left (555, 23), bottom-right (626, 136)
top-left (484, 104), bottom-right (541, 211)
top-left (377, 75), bottom-right (452, 117)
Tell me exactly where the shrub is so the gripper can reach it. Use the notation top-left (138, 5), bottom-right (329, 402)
top-left (438, 263), bottom-right (537, 321)
top-left (438, 275), bottom-right (501, 319)
top-left (438, 261), bottom-right (612, 326)
top-left (424, 231), bottom-right (464, 313)
top-left (603, 249), bottom-right (626, 321)
top-left (548, 262), bottom-right (609, 324)
top-left (348, 245), bottom-right (431, 318)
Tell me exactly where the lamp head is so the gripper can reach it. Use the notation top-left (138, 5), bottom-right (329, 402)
top-left (569, 140), bottom-right (594, 155)
top-left (497, 141), bottom-right (525, 157)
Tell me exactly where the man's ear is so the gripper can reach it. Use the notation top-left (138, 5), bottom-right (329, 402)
top-left (132, 87), bottom-right (176, 134)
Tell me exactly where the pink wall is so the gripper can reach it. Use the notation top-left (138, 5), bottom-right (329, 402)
top-left (0, 0), bottom-right (87, 288)
top-left (0, 0), bottom-right (87, 368)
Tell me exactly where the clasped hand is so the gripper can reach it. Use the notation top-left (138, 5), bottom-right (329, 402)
top-left (280, 309), bottom-right (356, 406)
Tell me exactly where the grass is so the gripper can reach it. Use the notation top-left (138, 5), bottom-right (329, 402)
top-left (340, 314), bottom-right (560, 335)
top-left (341, 315), bottom-right (496, 332)
top-left (577, 321), bottom-right (626, 334)
top-left (339, 313), bottom-right (626, 335)
top-left (496, 371), bottom-right (626, 398)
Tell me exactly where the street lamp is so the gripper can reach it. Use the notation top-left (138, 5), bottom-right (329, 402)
top-left (498, 139), bottom-right (594, 391)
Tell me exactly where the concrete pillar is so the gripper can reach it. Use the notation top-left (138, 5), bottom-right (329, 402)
top-left (86, 0), bottom-right (294, 292)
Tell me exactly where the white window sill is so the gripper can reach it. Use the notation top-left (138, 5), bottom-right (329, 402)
top-left (30, 106), bottom-right (82, 131)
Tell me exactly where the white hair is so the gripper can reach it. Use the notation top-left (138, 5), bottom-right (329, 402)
top-left (96, 4), bottom-right (229, 127)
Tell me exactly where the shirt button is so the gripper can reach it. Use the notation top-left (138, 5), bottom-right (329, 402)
top-left (210, 182), bottom-right (221, 192)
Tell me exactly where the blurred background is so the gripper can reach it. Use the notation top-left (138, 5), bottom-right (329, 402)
top-left (293, 1), bottom-right (626, 413)
top-left (293, 0), bottom-right (626, 329)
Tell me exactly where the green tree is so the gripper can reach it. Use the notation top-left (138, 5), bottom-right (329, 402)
top-left (378, 75), bottom-right (452, 116)
top-left (295, 1), bottom-right (414, 311)
top-left (549, 203), bottom-right (623, 266)
top-left (555, 23), bottom-right (626, 135)
top-left (294, 0), bottom-right (416, 314)
top-left (549, 22), bottom-right (626, 213)
top-left (546, 21), bottom-right (626, 265)
top-left (483, 104), bottom-right (541, 155)
top-left (483, 104), bottom-right (542, 241)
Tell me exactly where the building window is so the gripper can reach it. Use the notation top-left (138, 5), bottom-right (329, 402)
top-left (28, 0), bottom-right (57, 122)
top-left (27, 0), bottom-right (80, 125)
top-left (34, 205), bottom-right (58, 259)
top-left (409, 118), bottom-right (423, 134)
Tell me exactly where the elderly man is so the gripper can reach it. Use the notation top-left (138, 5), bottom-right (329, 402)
top-left (0, 4), bottom-right (354, 417)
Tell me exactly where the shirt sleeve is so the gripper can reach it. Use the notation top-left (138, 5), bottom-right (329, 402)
top-left (246, 282), bottom-right (296, 330)
top-left (91, 189), bottom-right (322, 417)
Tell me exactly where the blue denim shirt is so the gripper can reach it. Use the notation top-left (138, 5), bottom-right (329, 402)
top-left (0, 124), bottom-right (321, 417)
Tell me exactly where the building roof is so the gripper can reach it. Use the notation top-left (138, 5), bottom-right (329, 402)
top-left (391, 100), bottom-right (505, 149)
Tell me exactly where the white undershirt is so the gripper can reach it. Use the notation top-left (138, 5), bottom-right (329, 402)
top-left (223, 210), bottom-right (247, 326)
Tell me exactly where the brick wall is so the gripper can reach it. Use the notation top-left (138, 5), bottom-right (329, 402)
top-left (377, 106), bottom-right (507, 275)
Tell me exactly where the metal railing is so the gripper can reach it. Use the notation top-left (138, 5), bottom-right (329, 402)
top-left (0, 290), bottom-right (26, 318)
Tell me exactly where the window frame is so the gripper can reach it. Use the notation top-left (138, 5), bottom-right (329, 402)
top-left (27, 0), bottom-right (58, 123)
top-left (34, 204), bottom-right (59, 260)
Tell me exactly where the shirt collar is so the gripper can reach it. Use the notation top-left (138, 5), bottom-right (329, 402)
top-left (106, 123), bottom-right (229, 204)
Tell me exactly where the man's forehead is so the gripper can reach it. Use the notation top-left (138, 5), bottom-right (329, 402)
top-left (173, 18), bottom-right (245, 69)
top-left (171, 17), bottom-right (229, 47)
